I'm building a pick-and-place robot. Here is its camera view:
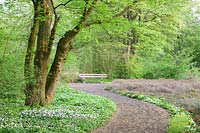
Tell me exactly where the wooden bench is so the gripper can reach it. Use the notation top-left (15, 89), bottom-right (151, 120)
top-left (79, 74), bottom-right (107, 83)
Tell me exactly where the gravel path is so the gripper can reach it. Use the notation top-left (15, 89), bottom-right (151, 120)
top-left (69, 83), bottom-right (170, 133)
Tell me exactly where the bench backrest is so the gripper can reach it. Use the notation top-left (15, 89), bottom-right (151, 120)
top-left (79, 74), bottom-right (107, 78)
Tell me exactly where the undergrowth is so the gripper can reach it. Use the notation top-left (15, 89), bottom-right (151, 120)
top-left (0, 86), bottom-right (116, 132)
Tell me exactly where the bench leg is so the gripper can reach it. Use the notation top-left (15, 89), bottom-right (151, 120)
top-left (83, 78), bottom-right (85, 84)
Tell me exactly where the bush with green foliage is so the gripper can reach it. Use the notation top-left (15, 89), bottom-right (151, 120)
top-left (131, 54), bottom-right (192, 79)
top-left (0, 43), bottom-right (25, 99)
top-left (168, 113), bottom-right (192, 133)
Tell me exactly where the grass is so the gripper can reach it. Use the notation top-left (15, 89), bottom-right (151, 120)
top-left (168, 112), bottom-right (191, 133)
top-left (0, 85), bottom-right (116, 132)
top-left (121, 92), bottom-right (197, 133)
top-left (79, 78), bottom-right (113, 83)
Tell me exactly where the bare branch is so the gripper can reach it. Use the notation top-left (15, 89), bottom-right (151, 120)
top-left (54, 0), bottom-right (73, 10)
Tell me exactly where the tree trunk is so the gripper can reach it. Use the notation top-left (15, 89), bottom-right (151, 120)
top-left (125, 44), bottom-right (131, 63)
top-left (45, 30), bottom-right (79, 104)
top-left (24, 2), bottom-right (40, 105)
top-left (24, 0), bottom-right (97, 106)
top-left (25, 0), bottom-right (53, 106)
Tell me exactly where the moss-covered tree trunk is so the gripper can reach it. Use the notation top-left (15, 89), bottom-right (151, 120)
top-left (24, 0), bottom-right (53, 106)
top-left (24, 0), bottom-right (98, 106)
top-left (45, 30), bottom-right (78, 104)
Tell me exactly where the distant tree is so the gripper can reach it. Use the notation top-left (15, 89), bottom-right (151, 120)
top-left (73, 0), bottom-right (190, 79)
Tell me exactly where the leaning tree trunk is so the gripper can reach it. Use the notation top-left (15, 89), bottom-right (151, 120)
top-left (45, 30), bottom-right (78, 104)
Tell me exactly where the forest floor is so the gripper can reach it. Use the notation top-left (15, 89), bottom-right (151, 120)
top-left (69, 83), bottom-right (170, 133)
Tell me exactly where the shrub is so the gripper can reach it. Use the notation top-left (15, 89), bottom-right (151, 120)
top-left (131, 55), bottom-right (192, 79)
top-left (0, 43), bottom-right (25, 99)
top-left (168, 113), bottom-right (191, 133)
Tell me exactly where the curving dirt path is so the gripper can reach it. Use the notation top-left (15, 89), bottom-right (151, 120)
top-left (69, 83), bottom-right (170, 133)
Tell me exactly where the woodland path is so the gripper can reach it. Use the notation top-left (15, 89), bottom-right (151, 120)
top-left (69, 83), bottom-right (170, 133)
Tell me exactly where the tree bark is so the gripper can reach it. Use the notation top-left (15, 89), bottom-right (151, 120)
top-left (25, 0), bottom-right (53, 106)
top-left (24, 2), bottom-right (40, 105)
top-left (45, 29), bottom-right (79, 104)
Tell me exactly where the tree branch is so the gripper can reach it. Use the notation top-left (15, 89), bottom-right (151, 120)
top-left (48, 0), bottom-right (60, 54)
top-left (78, 0), bottom-right (99, 26)
top-left (84, 19), bottom-right (102, 27)
top-left (85, 0), bottom-right (99, 20)
top-left (84, 5), bottom-right (132, 27)
top-left (54, 0), bottom-right (73, 10)
top-left (81, 0), bottom-right (90, 22)
top-left (48, 16), bottom-right (60, 53)
top-left (142, 13), bottom-right (169, 23)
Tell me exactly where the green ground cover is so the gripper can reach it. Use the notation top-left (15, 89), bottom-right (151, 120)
top-left (81, 78), bottom-right (113, 83)
top-left (0, 85), bottom-right (116, 133)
